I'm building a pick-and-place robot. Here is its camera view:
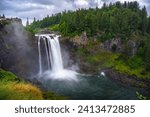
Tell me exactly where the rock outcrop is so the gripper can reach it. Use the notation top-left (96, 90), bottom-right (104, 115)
top-left (0, 18), bottom-right (38, 78)
top-left (71, 31), bottom-right (88, 46)
top-left (124, 40), bottom-right (140, 56)
top-left (99, 37), bottom-right (140, 56)
top-left (102, 37), bottom-right (122, 52)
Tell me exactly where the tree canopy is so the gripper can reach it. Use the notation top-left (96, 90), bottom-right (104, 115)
top-left (27, 1), bottom-right (150, 72)
top-left (28, 1), bottom-right (150, 39)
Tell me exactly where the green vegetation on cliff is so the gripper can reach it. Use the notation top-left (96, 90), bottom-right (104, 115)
top-left (0, 69), bottom-right (67, 100)
top-left (0, 69), bottom-right (42, 100)
top-left (27, 1), bottom-right (150, 79)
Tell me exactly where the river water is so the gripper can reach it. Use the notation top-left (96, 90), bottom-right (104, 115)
top-left (40, 74), bottom-right (141, 100)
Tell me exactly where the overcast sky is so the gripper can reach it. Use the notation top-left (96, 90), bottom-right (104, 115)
top-left (0, 0), bottom-right (150, 25)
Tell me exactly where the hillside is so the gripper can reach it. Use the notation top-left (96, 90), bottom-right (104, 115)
top-left (27, 1), bottom-right (150, 81)
top-left (0, 17), bottom-right (67, 100)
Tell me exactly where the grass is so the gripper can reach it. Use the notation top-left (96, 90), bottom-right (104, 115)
top-left (75, 41), bottom-right (150, 80)
top-left (0, 69), bottom-right (43, 100)
top-left (114, 60), bottom-right (150, 80)
top-left (0, 82), bottom-right (43, 100)
top-left (86, 51), bottom-right (119, 68)
top-left (0, 69), bottom-right (18, 81)
top-left (88, 52), bottom-right (150, 79)
top-left (0, 69), bottom-right (67, 100)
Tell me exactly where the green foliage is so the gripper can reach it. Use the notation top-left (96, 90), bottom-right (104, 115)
top-left (111, 54), bottom-right (150, 79)
top-left (27, 13), bottom-right (61, 31)
top-left (127, 56), bottom-right (144, 69)
top-left (75, 44), bottom-right (150, 80)
top-left (136, 91), bottom-right (147, 100)
top-left (0, 69), bottom-right (19, 82)
top-left (0, 69), bottom-right (67, 100)
top-left (0, 69), bottom-right (43, 99)
top-left (28, 1), bottom-right (149, 39)
top-left (48, 24), bottom-right (59, 31)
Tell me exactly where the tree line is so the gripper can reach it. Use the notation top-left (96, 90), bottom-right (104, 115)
top-left (28, 1), bottom-right (150, 71)
top-left (29, 1), bottom-right (150, 38)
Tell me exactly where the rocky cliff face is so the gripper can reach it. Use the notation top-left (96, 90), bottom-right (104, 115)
top-left (0, 18), bottom-right (38, 78)
top-left (99, 37), bottom-right (140, 56)
top-left (61, 32), bottom-right (88, 47)
top-left (71, 32), bottom-right (88, 46)
top-left (102, 37), bottom-right (122, 52)
top-left (124, 40), bottom-right (140, 56)
top-left (61, 31), bottom-right (140, 57)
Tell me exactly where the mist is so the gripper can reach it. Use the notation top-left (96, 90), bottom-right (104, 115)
top-left (0, 21), bottom-right (39, 78)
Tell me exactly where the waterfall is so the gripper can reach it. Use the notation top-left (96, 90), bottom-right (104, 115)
top-left (37, 34), bottom-right (63, 73)
top-left (43, 38), bottom-right (50, 70)
top-left (36, 34), bottom-right (78, 80)
top-left (47, 35), bottom-right (63, 72)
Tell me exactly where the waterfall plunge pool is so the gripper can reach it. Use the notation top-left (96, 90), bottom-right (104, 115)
top-left (38, 73), bottom-right (140, 100)
top-left (35, 34), bottom-right (146, 100)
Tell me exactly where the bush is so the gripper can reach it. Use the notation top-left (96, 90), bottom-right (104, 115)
top-left (127, 56), bottom-right (143, 69)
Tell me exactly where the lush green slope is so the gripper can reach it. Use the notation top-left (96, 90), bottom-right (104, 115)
top-left (0, 69), bottom-right (67, 100)
top-left (0, 69), bottom-right (43, 99)
top-left (74, 41), bottom-right (150, 80)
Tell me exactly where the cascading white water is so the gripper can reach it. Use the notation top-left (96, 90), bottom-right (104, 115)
top-left (37, 34), bottom-right (78, 80)
top-left (47, 35), bottom-right (63, 72)
top-left (43, 38), bottom-right (50, 69)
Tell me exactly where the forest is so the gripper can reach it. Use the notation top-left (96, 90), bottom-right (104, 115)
top-left (27, 1), bottom-right (150, 77)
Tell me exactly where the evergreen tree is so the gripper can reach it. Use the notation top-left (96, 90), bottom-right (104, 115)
top-left (28, 1), bottom-right (149, 38)
top-left (33, 17), bottom-right (36, 22)
top-left (26, 17), bottom-right (29, 26)
top-left (124, 1), bottom-right (127, 8)
top-left (115, 1), bottom-right (121, 8)
top-left (141, 6), bottom-right (147, 35)
top-left (102, 3), bottom-right (106, 8)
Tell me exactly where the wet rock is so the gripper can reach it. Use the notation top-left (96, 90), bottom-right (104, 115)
top-left (124, 40), bottom-right (140, 56)
top-left (104, 69), bottom-right (150, 90)
top-left (0, 19), bottom-right (38, 79)
top-left (103, 37), bottom-right (122, 52)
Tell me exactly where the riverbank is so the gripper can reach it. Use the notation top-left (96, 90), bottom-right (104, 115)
top-left (60, 37), bottom-right (150, 93)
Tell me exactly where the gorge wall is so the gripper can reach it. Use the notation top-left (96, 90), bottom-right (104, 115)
top-left (0, 18), bottom-right (38, 79)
